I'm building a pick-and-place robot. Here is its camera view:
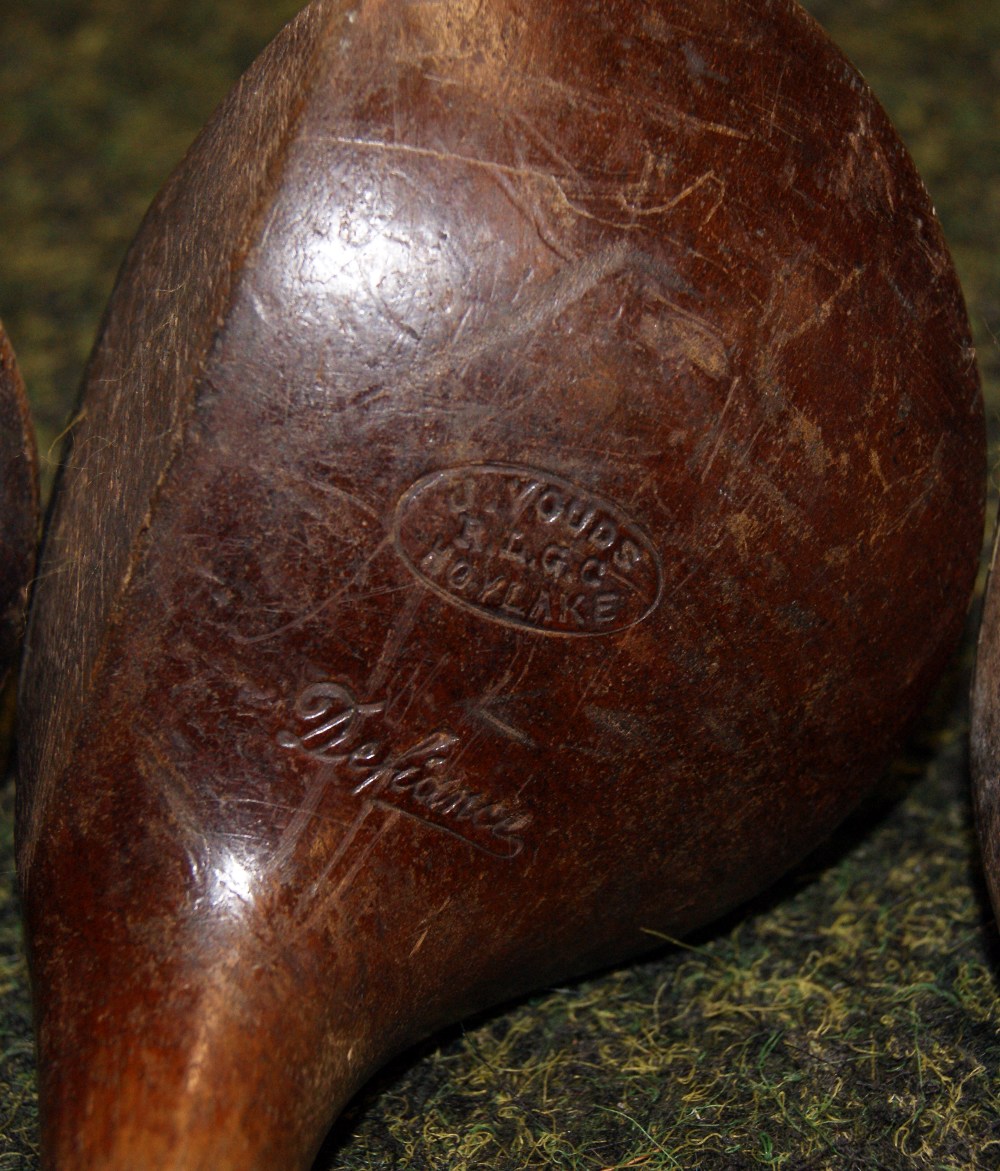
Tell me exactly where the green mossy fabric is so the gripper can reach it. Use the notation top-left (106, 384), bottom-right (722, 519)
top-left (1, 1), bottom-right (998, 1167)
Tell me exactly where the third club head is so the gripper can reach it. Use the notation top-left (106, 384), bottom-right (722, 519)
top-left (0, 324), bottom-right (37, 689)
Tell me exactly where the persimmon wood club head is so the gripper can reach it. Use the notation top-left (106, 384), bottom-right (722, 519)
top-left (971, 545), bottom-right (1000, 927)
top-left (17, 0), bottom-right (984, 1167)
top-left (0, 324), bottom-right (37, 688)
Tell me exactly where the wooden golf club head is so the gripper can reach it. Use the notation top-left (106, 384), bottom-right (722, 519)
top-left (971, 539), bottom-right (1000, 922)
top-left (0, 324), bottom-right (38, 689)
top-left (17, 1), bottom-right (984, 1167)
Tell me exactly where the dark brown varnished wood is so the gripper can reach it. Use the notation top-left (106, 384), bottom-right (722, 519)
top-left (971, 539), bottom-right (1000, 923)
top-left (0, 324), bottom-right (37, 687)
top-left (17, 1), bottom-right (984, 1167)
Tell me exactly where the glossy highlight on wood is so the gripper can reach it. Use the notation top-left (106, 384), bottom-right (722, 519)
top-left (0, 324), bottom-right (38, 687)
top-left (16, 1), bottom-right (984, 1167)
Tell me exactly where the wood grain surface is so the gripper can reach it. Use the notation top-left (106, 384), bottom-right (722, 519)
top-left (1, 2), bottom-right (1000, 1171)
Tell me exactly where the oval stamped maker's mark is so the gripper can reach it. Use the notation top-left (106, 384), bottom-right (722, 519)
top-left (393, 464), bottom-right (663, 636)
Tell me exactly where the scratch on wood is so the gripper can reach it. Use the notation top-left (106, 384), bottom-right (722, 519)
top-left (776, 265), bottom-right (863, 349)
top-left (470, 705), bottom-right (539, 749)
top-left (232, 535), bottom-right (398, 646)
top-left (700, 376), bottom-right (743, 484)
top-left (272, 763), bottom-right (339, 875)
top-left (365, 586), bottom-right (427, 698)
top-left (313, 133), bottom-right (562, 186)
top-left (403, 238), bottom-right (638, 393)
top-left (615, 171), bottom-right (726, 224)
top-left (301, 807), bottom-right (399, 930)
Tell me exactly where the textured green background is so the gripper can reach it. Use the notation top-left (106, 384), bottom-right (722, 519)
top-left (2, 1), bottom-right (999, 1167)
